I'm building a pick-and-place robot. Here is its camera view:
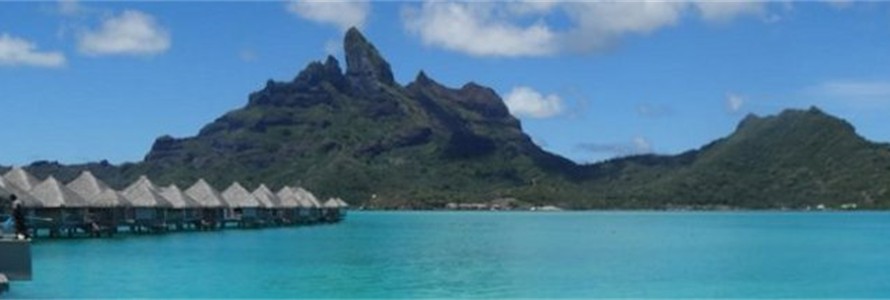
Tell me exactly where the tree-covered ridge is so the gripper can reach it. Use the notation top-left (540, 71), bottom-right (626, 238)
top-left (564, 107), bottom-right (890, 209)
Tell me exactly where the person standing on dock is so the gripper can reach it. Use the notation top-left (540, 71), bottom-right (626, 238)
top-left (11, 194), bottom-right (29, 240)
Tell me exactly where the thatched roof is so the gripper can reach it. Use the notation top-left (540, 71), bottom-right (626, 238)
top-left (0, 183), bottom-right (10, 199)
top-left (92, 189), bottom-right (129, 207)
top-left (159, 184), bottom-right (201, 209)
top-left (335, 198), bottom-right (349, 207)
top-left (185, 179), bottom-right (224, 208)
top-left (3, 167), bottom-right (40, 191)
top-left (29, 176), bottom-right (90, 208)
top-left (275, 187), bottom-right (300, 208)
top-left (322, 198), bottom-right (340, 208)
top-left (0, 177), bottom-right (16, 199)
top-left (251, 184), bottom-right (277, 209)
top-left (292, 187), bottom-right (321, 208)
top-left (67, 171), bottom-right (112, 199)
top-left (0, 177), bottom-right (41, 208)
top-left (122, 176), bottom-right (173, 208)
top-left (221, 182), bottom-right (261, 208)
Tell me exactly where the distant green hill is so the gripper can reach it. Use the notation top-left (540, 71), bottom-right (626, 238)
top-left (561, 107), bottom-right (890, 209)
top-left (12, 28), bottom-right (890, 209)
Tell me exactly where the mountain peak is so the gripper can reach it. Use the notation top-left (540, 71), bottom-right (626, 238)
top-left (416, 70), bottom-right (430, 83)
top-left (324, 55), bottom-right (339, 69)
top-left (411, 70), bottom-right (440, 88)
top-left (344, 27), bottom-right (395, 89)
top-left (735, 106), bottom-right (846, 132)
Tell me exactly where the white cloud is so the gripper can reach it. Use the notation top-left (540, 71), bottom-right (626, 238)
top-left (78, 10), bottom-right (170, 56)
top-left (726, 93), bottom-right (745, 113)
top-left (0, 33), bottom-right (66, 68)
top-left (504, 86), bottom-right (564, 118)
top-left (561, 2), bottom-right (686, 52)
top-left (402, 2), bottom-right (556, 57)
top-left (287, 1), bottom-right (370, 31)
top-left (401, 2), bottom-right (782, 57)
top-left (693, 1), bottom-right (765, 23)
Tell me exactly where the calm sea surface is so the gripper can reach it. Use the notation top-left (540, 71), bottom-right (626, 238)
top-left (8, 211), bottom-right (890, 298)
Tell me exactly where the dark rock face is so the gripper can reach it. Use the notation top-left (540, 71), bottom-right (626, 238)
top-left (144, 135), bottom-right (183, 161)
top-left (406, 73), bottom-right (522, 134)
top-left (456, 83), bottom-right (513, 120)
top-left (344, 27), bottom-right (395, 91)
top-left (295, 55), bottom-right (347, 89)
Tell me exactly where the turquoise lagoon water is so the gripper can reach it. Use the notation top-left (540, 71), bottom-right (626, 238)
top-left (8, 211), bottom-right (890, 298)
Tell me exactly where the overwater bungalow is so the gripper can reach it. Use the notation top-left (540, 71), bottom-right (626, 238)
top-left (1, 169), bottom-right (44, 227)
top-left (322, 197), bottom-right (349, 222)
top-left (250, 184), bottom-right (276, 225)
top-left (0, 177), bottom-right (39, 207)
top-left (29, 176), bottom-right (90, 237)
top-left (336, 198), bottom-right (349, 216)
top-left (0, 177), bottom-right (42, 231)
top-left (221, 182), bottom-right (263, 228)
top-left (67, 171), bottom-right (123, 236)
top-left (185, 179), bottom-right (225, 230)
top-left (121, 176), bottom-right (173, 232)
top-left (322, 198), bottom-right (341, 222)
top-left (2, 168), bottom-right (46, 225)
top-left (293, 187), bottom-right (322, 223)
top-left (89, 189), bottom-right (128, 235)
top-left (290, 188), bottom-right (313, 223)
top-left (2, 167), bottom-right (40, 192)
top-left (253, 184), bottom-right (285, 225)
top-left (275, 187), bottom-right (301, 224)
top-left (159, 184), bottom-right (202, 230)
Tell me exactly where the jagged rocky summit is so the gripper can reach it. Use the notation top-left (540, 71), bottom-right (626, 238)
top-left (136, 27), bottom-right (573, 207)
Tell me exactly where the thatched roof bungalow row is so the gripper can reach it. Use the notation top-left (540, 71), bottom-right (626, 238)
top-left (0, 168), bottom-right (348, 210)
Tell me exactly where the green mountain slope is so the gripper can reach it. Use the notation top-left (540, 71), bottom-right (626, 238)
top-left (129, 28), bottom-right (574, 207)
top-left (11, 28), bottom-right (890, 209)
top-left (560, 107), bottom-right (890, 209)
top-left (644, 108), bottom-right (890, 208)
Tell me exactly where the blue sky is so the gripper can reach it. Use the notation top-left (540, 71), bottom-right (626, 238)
top-left (1, 1), bottom-right (889, 166)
